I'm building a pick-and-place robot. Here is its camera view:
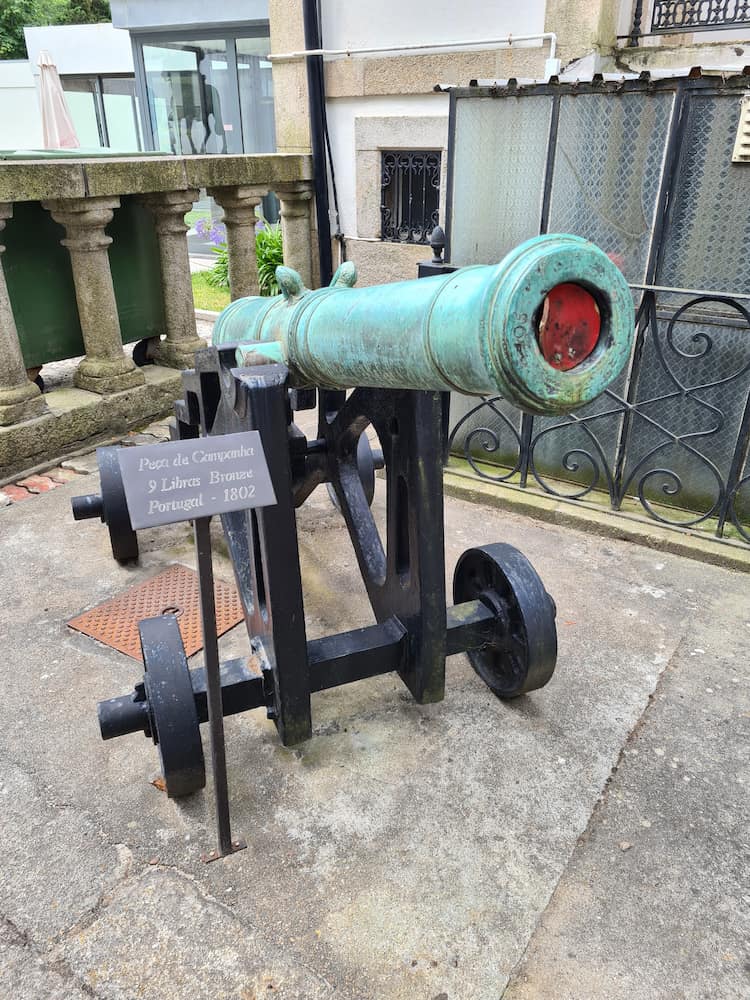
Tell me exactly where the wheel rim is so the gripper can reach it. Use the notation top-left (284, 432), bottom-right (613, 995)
top-left (141, 615), bottom-right (205, 798)
top-left (97, 447), bottom-right (139, 564)
top-left (453, 542), bottom-right (557, 698)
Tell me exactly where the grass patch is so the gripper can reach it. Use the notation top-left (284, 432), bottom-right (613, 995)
top-left (192, 272), bottom-right (230, 312)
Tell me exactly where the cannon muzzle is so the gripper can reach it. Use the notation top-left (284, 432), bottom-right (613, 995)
top-left (213, 234), bottom-right (633, 416)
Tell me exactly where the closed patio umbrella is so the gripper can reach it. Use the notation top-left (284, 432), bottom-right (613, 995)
top-left (37, 49), bottom-right (79, 149)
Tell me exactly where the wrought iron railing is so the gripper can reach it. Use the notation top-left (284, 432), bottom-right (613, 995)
top-left (653, 0), bottom-right (750, 32)
top-left (448, 286), bottom-right (750, 545)
top-left (629, 0), bottom-right (750, 44)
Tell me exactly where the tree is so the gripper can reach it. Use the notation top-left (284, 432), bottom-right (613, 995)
top-left (0, 0), bottom-right (110, 60)
top-left (59, 1), bottom-right (111, 25)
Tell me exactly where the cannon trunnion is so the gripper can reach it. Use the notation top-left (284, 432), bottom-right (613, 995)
top-left (75, 235), bottom-right (633, 853)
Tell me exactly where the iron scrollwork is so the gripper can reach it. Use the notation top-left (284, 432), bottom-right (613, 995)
top-left (449, 289), bottom-right (750, 544)
top-left (381, 150), bottom-right (441, 245)
top-left (728, 475), bottom-right (750, 543)
top-left (448, 397), bottom-right (523, 482)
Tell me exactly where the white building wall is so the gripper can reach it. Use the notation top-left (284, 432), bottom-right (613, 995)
top-left (110, 0), bottom-right (268, 31)
top-left (321, 0), bottom-right (546, 51)
top-left (319, 0), bottom-right (550, 282)
top-left (326, 94), bottom-right (449, 239)
top-left (23, 24), bottom-right (134, 76)
top-left (0, 61), bottom-right (43, 150)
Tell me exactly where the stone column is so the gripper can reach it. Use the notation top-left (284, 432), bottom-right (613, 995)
top-left (0, 204), bottom-right (47, 425)
top-left (276, 183), bottom-right (314, 289)
top-left (208, 185), bottom-right (267, 300)
top-left (140, 190), bottom-right (205, 369)
top-left (43, 197), bottom-right (145, 394)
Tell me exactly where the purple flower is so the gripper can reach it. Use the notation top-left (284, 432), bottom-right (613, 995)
top-left (194, 217), bottom-right (227, 246)
top-left (209, 222), bottom-right (227, 246)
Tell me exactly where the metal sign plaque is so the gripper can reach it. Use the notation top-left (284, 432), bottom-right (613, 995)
top-left (117, 431), bottom-right (276, 529)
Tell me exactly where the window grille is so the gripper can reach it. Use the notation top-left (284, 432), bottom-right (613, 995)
top-left (381, 150), bottom-right (441, 244)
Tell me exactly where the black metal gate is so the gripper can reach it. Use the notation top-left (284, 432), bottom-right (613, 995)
top-left (445, 73), bottom-right (750, 544)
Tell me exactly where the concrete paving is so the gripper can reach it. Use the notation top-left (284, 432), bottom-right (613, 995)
top-left (0, 447), bottom-right (747, 999)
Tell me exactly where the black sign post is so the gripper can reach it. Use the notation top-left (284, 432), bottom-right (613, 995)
top-left (118, 432), bottom-right (277, 861)
top-left (193, 515), bottom-right (244, 862)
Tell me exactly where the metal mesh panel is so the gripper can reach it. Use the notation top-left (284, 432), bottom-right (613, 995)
top-left (659, 93), bottom-right (750, 291)
top-left (450, 96), bottom-right (553, 265)
top-left (447, 82), bottom-right (750, 541)
top-left (530, 91), bottom-right (674, 490)
top-left (548, 91), bottom-right (674, 283)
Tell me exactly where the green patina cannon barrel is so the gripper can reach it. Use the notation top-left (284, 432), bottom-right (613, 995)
top-left (213, 234), bottom-right (633, 416)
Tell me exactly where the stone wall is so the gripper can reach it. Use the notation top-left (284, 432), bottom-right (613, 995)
top-left (267, 0), bottom-right (620, 287)
top-left (0, 153), bottom-right (314, 480)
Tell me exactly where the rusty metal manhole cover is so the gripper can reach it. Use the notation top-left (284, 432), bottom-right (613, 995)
top-left (67, 564), bottom-right (244, 660)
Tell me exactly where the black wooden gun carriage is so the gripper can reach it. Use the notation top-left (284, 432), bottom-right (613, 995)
top-left (72, 236), bottom-right (633, 856)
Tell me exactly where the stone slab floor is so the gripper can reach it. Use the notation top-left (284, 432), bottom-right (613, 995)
top-left (0, 461), bottom-right (747, 1000)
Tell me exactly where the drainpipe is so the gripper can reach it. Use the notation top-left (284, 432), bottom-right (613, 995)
top-left (302, 0), bottom-right (333, 287)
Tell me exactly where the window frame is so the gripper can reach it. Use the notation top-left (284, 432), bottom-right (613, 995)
top-left (130, 24), bottom-right (272, 154)
top-left (354, 115), bottom-right (448, 243)
top-left (60, 73), bottom-right (143, 151)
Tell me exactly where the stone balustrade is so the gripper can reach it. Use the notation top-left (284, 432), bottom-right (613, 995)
top-left (0, 153), bottom-right (315, 480)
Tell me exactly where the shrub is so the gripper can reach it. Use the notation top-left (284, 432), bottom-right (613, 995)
top-left (196, 214), bottom-right (284, 296)
top-left (206, 243), bottom-right (229, 290)
top-left (195, 217), bottom-right (230, 291)
top-left (256, 218), bottom-right (284, 296)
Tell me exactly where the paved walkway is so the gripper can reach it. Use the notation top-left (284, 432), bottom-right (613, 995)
top-left (189, 252), bottom-right (216, 274)
top-left (0, 423), bottom-right (747, 999)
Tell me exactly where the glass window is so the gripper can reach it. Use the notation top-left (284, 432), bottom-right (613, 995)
top-left (137, 30), bottom-right (274, 156)
top-left (61, 76), bottom-right (142, 152)
top-left (236, 36), bottom-right (276, 153)
top-left (61, 77), bottom-right (102, 147)
top-left (142, 39), bottom-right (240, 155)
top-left (102, 77), bottom-right (143, 151)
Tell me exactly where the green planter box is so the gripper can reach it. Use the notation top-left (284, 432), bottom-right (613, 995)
top-left (0, 150), bottom-right (169, 370)
top-left (3, 196), bottom-right (166, 369)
